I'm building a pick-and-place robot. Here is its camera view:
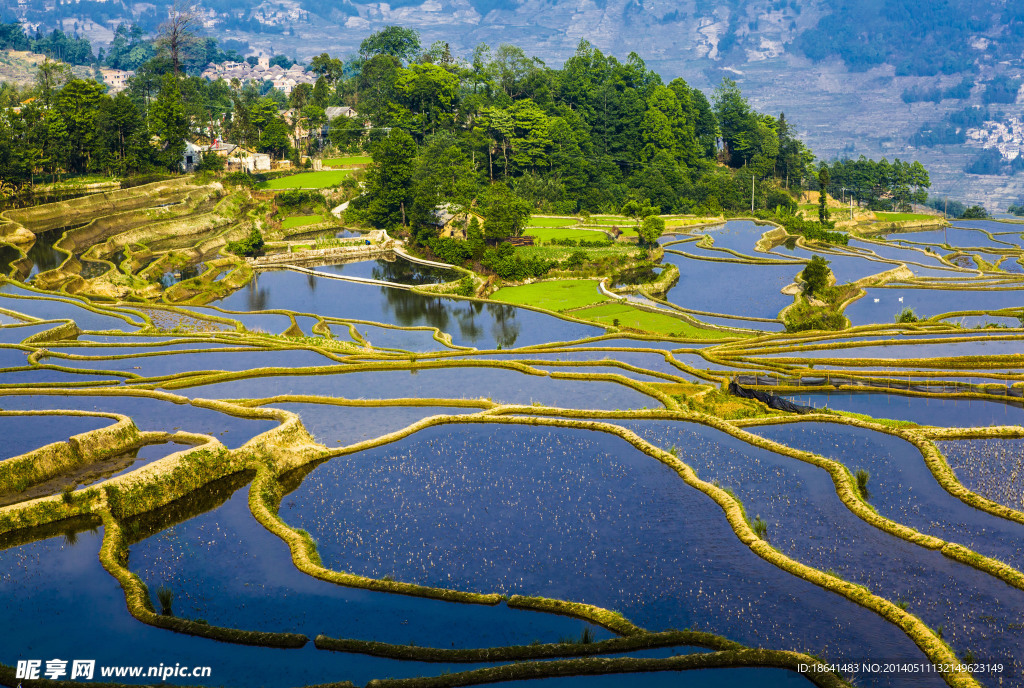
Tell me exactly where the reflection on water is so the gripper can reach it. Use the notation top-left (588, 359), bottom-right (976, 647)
top-left (323, 257), bottom-right (459, 285)
top-left (213, 271), bottom-right (602, 349)
top-left (380, 286), bottom-right (522, 348)
top-left (243, 277), bottom-right (270, 312)
top-left (159, 263), bottom-right (205, 288)
top-left (0, 244), bottom-right (21, 277)
top-left (26, 228), bottom-right (69, 277)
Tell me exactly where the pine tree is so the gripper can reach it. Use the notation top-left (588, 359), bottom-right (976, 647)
top-left (149, 73), bottom-right (188, 171)
top-left (818, 167), bottom-right (831, 223)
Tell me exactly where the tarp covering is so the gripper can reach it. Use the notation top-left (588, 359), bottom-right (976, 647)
top-left (728, 380), bottom-right (813, 414)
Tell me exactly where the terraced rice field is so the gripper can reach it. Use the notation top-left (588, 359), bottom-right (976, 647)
top-left (0, 188), bottom-right (1023, 688)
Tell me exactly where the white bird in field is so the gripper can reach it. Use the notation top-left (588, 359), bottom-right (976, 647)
top-left (898, 296), bottom-right (904, 302)
top-left (873, 298), bottom-right (880, 303)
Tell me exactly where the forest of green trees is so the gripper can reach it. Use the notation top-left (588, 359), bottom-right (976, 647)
top-left (0, 24), bottom-right (939, 246)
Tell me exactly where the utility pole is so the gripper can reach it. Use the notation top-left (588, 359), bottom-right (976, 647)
top-left (751, 175), bottom-right (755, 213)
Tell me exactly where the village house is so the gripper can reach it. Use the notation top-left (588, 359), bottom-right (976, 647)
top-left (100, 68), bottom-right (133, 95)
top-left (429, 204), bottom-right (486, 239)
top-left (181, 141), bottom-right (204, 172)
top-left (226, 148), bottom-right (271, 173)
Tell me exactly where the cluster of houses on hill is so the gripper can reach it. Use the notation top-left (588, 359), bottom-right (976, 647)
top-left (199, 55), bottom-right (315, 96)
top-left (967, 115), bottom-right (1024, 162)
top-left (181, 105), bottom-right (360, 172)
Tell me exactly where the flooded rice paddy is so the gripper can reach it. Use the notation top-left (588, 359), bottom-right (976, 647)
top-left (2, 206), bottom-right (1024, 688)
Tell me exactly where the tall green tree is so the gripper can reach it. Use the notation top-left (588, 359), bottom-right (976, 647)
top-left (818, 167), bottom-right (831, 223)
top-left (356, 129), bottom-right (418, 229)
top-left (409, 134), bottom-right (478, 242)
top-left (481, 184), bottom-right (531, 241)
top-left (149, 73), bottom-right (188, 170)
top-left (359, 26), bottom-right (421, 64)
top-left (54, 79), bottom-right (104, 173)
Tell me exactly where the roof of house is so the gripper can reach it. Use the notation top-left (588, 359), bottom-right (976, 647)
top-left (325, 106), bottom-right (356, 119)
top-left (428, 203), bottom-right (482, 227)
top-left (205, 141), bottom-right (238, 154)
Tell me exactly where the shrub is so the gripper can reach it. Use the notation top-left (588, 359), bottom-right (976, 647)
top-left (802, 255), bottom-right (831, 296)
top-left (895, 307), bottom-right (920, 324)
top-left (223, 172), bottom-right (257, 189)
top-left (563, 250), bottom-right (588, 269)
top-left (481, 243), bottom-right (556, 280)
top-left (455, 276), bottom-right (475, 296)
top-left (226, 228), bottom-right (265, 257)
top-left (426, 237), bottom-right (471, 266)
top-left (276, 190), bottom-right (327, 212)
top-left (758, 210), bottom-right (848, 245)
top-left (197, 153), bottom-right (225, 173)
top-left (960, 205), bottom-right (990, 219)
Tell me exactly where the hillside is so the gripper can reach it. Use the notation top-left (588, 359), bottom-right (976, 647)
top-left (3, 0), bottom-right (1022, 207)
top-left (0, 49), bottom-right (94, 88)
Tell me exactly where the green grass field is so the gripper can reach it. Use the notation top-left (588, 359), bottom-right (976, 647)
top-left (491, 280), bottom-right (609, 311)
top-left (874, 212), bottom-right (940, 222)
top-left (517, 244), bottom-right (640, 261)
top-left (573, 302), bottom-right (736, 339)
top-left (264, 170), bottom-right (352, 189)
top-left (322, 156), bottom-right (372, 166)
top-left (527, 216), bottom-right (579, 227)
top-left (525, 227), bottom-right (611, 243)
top-left (280, 215), bottom-right (327, 229)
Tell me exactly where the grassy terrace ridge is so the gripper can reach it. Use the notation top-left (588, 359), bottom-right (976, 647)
top-left (526, 216), bottom-right (581, 227)
top-left (873, 212), bottom-right (944, 222)
top-left (573, 302), bottom-right (739, 339)
top-left (5, 183), bottom-right (1024, 688)
top-left (321, 156), bottom-right (373, 166)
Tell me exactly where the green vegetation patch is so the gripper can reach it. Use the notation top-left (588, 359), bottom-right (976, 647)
top-left (574, 303), bottom-right (735, 339)
top-left (491, 280), bottom-right (608, 311)
top-left (264, 170), bottom-right (352, 190)
top-left (517, 244), bottom-right (637, 262)
top-left (526, 227), bottom-right (611, 243)
top-left (280, 215), bottom-right (328, 230)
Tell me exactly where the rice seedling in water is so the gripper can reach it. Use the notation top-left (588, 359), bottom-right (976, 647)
top-left (856, 469), bottom-right (870, 500)
top-left (752, 515), bottom-right (768, 540)
top-left (156, 586), bottom-right (174, 616)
